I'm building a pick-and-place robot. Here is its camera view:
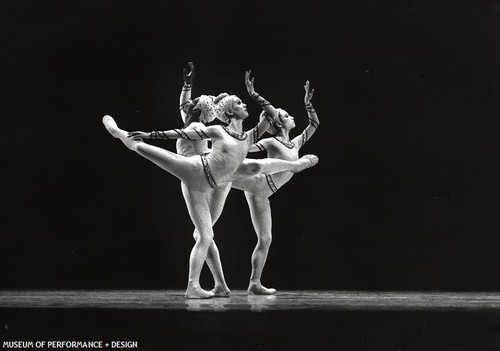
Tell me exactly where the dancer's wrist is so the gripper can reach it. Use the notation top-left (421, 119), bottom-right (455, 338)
top-left (305, 102), bottom-right (315, 113)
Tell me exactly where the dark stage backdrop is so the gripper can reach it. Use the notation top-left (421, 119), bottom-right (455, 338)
top-left (1, 0), bottom-right (499, 291)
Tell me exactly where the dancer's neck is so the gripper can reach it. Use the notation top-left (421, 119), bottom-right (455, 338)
top-left (226, 119), bottom-right (244, 134)
top-left (277, 129), bottom-right (290, 141)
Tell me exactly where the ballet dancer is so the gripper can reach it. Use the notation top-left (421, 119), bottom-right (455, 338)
top-left (232, 79), bottom-right (320, 295)
top-left (102, 71), bottom-right (318, 298)
top-left (177, 62), bottom-right (231, 297)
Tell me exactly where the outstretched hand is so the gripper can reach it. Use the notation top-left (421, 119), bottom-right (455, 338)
top-left (245, 70), bottom-right (256, 96)
top-left (128, 131), bottom-right (149, 139)
top-left (304, 80), bottom-right (315, 105)
top-left (183, 62), bottom-right (195, 85)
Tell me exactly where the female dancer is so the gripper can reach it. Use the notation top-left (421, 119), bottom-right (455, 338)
top-left (102, 71), bottom-right (318, 298)
top-left (177, 62), bottom-right (231, 297)
top-left (232, 80), bottom-right (320, 295)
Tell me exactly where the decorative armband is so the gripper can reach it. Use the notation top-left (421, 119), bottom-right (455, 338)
top-left (252, 126), bottom-right (259, 142)
top-left (194, 128), bottom-right (209, 139)
top-left (308, 119), bottom-right (319, 129)
top-left (251, 92), bottom-right (260, 100)
top-left (150, 131), bottom-right (170, 140)
top-left (263, 112), bottom-right (275, 125)
top-left (182, 84), bottom-right (192, 91)
top-left (251, 92), bottom-right (270, 107)
top-left (257, 99), bottom-right (271, 107)
top-left (174, 129), bottom-right (189, 139)
top-left (255, 142), bottom-right (266, 152)
top-left (301, 130), bottom-right (309, 146)
top-left (305, 103), bottom-right (316, 113)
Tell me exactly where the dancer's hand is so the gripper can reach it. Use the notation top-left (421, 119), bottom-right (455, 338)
top-left (128, 131), bottom-right (150, 139)
top-left (183, 62), bottom-right (195, 85)
top-left (304, 80), bottom-right (315, 105)
top-left (245, 70), bottom-right (256, 96)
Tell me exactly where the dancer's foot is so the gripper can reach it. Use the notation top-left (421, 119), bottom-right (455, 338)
top-left (293, 154), bottom-right (319, 173)
top-left (210, 285), bottom-right (231, 298)
top-left (102, 115), bottom-right (142, 151)
top-left (185, 284), bottom-right (215, 299)
top-left (248, 281), bottom-right (277, 295)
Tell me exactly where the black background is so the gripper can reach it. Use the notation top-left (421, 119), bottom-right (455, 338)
top-left (1, 0), bottom-right (499, 291)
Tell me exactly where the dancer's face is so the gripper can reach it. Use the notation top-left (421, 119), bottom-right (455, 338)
top-left (277, 109), bottom-right (296, 130)
top-left (230, 97), bottom-right (249, 119)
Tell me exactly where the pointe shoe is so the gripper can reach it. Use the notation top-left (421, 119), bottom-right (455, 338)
top-left (102, 115), bottom-right (142, 151)
top-left (293, 154), bottom-right (319, 173)
top-left (102, 115), bottom-right (119, 138)
top-left (248, 282), bottom-right (277, 295)
top-left (185, 286), bottom-right (215, 299)
top-left (210, 286), bottom-right (231, 298)
top-left (302, 154), bottom-right (319, 167)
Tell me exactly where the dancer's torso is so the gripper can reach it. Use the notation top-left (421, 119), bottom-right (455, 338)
top-left (176, 123), bottom-right (251, 187)
top-left (207, 126), bottom-right (251, 185)
top-left (264, 137), bottom-right (299, 186)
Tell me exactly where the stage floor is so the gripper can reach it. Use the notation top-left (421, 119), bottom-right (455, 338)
top-left (2, 290), bottom-right (500, 350)
top-left (1, 289), bottom-right (500, 311)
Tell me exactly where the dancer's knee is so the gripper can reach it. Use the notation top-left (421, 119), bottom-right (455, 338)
top-left (243, 161), bottom-right (262, 176)
top-left (258, 233), bottom-right (272, 248)
top-left (195, 231), bottom-right (214, 246)
top-left (192, 230), bottom-right (199, 241)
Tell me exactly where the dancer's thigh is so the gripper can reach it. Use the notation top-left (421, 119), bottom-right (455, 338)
top-left (232, 175), bottom-right (274, 198)
top-left (207, 183), bottom-right (232, 224)
top-left (181, 186), bottom-right (213, 241)
top-left (244, 192), bottom-right (272, 238)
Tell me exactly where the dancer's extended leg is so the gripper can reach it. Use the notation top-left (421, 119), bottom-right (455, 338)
top-left (104, 115), bottom-right (215, 298)
top-left (244, 193), bottom-right (276, 295)
top-left (103, 116), bottom-right (206, 189)
top-left (229, 155), bottom-right (319, 182)
top-left (103, 115), bottom-right (143, 151)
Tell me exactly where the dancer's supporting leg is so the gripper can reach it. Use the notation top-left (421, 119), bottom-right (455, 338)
top-left (182, 182), bottom-right (232, 297)
top-left (182, 188), bottom-right (217, 299)
top-left (206, 183), bottom-right (232, 296)
top-left (104, 116), bottom-right (216, 298)
top-left (244, 193), bottom-right (277, 295)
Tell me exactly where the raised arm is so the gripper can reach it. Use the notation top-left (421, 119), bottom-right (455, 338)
top-left (179, 62), bottom-right (195, 123)
top-left (128, 124), bottom-right (220, 141)
top-left (293, 80), bottom-right (320, 149)
top-left (245, 70), bottom-right (279, 141)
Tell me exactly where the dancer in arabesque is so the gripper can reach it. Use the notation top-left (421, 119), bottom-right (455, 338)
top-left (232, 79), bottom-right (320, 295)
top-left (102, 70), bottom-right (318, 298)
top-left (176, 62), bottom-right (231, 297)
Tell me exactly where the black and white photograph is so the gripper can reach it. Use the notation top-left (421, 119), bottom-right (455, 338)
top-left (1, 0), bottom-right (499, 350)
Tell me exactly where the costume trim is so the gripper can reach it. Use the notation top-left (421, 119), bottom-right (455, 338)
top-left (200, 153), bottom-right (217, 189)
top-left (266, 174), bottom-right (278, 194)
top-left (222, 125), bottom-right (247, 140)
top-left (274, 136), bottom-right (295, 149)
